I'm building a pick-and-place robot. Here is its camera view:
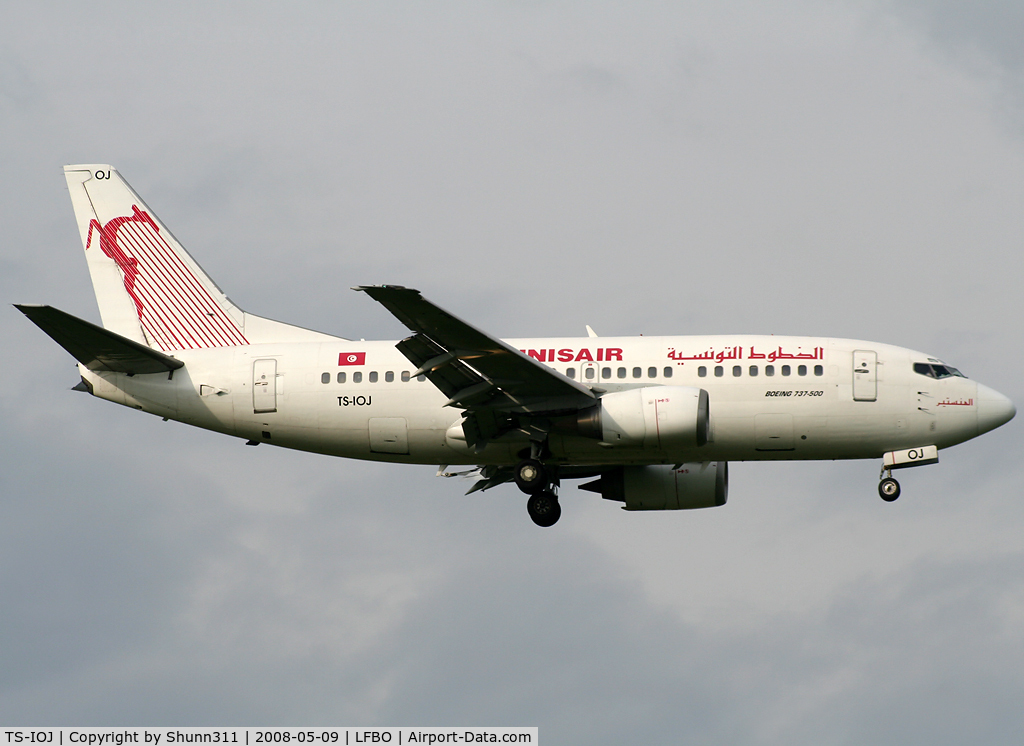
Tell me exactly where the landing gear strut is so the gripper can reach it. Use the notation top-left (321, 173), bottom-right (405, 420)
top-left (527, 491), bottom-right (561, 527)
top-left (878, 467), bottom-right (901, 502)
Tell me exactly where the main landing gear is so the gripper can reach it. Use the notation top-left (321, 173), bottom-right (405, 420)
top-left (515, 451), bottom-right (561, 527)
top-left (514, 459), bottom-right (548, 494)
top-left (878, 467), bottom-right (901, 502)
top-left (527, 491), bottom-right (561, 527)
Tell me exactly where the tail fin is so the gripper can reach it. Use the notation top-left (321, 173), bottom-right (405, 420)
top-left (64, 164), bottom-right (345, 348)
top-left (65, 164), bottom-right (250, 351)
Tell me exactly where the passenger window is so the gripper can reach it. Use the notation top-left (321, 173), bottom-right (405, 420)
top-left (337, 372), bottom-right (346, 384)
top-left (715, 366), bottom-right (724, 377)
top-left (321, 372), bottom-right (330, 384)
top-left (566, 368), bottom-right (576, 379)
top-left (633, 367), bottom-right (642, 379)
top-left (369, 371), bottom-right (378, 383)
top-left (602, 367), bottom-right (611, 379)
top-left (353, 372), bottom-right (363, 383)
top-left (617, 367), bottom-right (626, 379)
top-left (781, 365), bottom-right (791, 376)
top-left (765, 365), bottom-right (774, 377)
top-left (698, 366), bottom-right (707, 377)
top-left (385, 371), bottom-right (394, 382)
top-left (798, 365), bottom-right (807, 376)
top-left (417, 374), bottom-right (426, 382)
top-left (732, 365), bottom-right (741, 377)
top-left (585, 367), bottom-right (595, 380)
top-left (814, 365), bottom-right (823, 376)
top-left (749, 365), bottom-right (758, 377)
top-left (401, 371), bottom-right (410, 382)
top-left (663, 367), bottom-right (673, 378)
top-left (648, 367), bottom-right (657, 378)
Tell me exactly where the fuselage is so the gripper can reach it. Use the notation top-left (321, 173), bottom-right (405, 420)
top-left (78, 333), bottom-right (1014, 468)
top-left (27, 163), bottom-right (1014, 526)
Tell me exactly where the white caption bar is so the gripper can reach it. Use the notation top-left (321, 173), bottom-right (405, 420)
top-left (0, 730), bottom-right (537, 746)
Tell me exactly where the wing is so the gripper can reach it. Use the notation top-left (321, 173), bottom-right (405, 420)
top-left (356, 286), bottom-right (596, 449)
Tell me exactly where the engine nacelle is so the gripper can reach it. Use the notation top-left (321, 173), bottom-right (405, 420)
top-left (580, 462), bottom-right (728, 511)
top-left (577, 386), bottom-right (709, 449)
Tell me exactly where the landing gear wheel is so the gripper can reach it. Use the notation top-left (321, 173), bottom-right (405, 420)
top-left (527, 491), bottom-right (561, 527)
top-left (514, 459), bottom-right (548, 494)
top-left (878, 477), bottom-right (901, 502)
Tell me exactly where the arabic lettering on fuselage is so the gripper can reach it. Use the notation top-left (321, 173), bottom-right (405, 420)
top-left (666, 345), bottom-right (824, 363)
top-left (936, 398), bottom-right (974, 407)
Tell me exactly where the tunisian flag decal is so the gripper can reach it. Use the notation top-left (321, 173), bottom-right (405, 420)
top-left (338, 352), bottom-right (366, 366)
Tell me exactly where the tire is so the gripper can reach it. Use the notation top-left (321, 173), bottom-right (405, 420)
top-left (527, 492), bottom-right (561, 527)
top-left (878, 477), bottom-right (901, 502)
top-left (514, 459), bottom-right (548, 494)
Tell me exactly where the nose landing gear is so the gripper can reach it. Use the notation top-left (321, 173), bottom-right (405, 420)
top-left (878, 466), bottom-right (901, 502)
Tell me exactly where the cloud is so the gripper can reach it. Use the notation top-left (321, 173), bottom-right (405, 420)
top-left (888, 0), bottom-right (1024, 73)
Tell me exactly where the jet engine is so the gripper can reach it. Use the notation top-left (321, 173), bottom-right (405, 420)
top-left (580, 462), bottom-right (728, 510)
top-left (576, 386), bottom-right (710, 449)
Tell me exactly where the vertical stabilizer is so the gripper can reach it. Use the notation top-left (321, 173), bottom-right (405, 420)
top-left (64, 164), bottom-right (248, 351)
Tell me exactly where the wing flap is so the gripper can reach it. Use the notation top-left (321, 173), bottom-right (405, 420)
top-left (395, 332), bottom-right (485, 402)
top-left (357, 286), bottom-right (596, 412)
top-left (15, 304), bottom-right (184, 375)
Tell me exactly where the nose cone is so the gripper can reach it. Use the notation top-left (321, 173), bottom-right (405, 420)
top-left (977, 383), bottom-right (1016, 435)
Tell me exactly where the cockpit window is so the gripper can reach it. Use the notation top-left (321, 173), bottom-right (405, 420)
top-left (914, 362), bottom-right (967, 379)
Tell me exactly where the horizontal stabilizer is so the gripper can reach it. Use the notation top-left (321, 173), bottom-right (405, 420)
top-left (15, 304), bottom-right (184, 375)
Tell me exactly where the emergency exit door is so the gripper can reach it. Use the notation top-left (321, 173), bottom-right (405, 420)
top-left (853, 350), bottom-right (877, 402)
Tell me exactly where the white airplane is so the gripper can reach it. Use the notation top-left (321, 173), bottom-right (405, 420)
top-left (16, 165), bottom-right (1016, 526)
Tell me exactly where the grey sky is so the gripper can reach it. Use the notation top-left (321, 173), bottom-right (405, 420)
top-left (2, 2), bottom-right (1023, 743)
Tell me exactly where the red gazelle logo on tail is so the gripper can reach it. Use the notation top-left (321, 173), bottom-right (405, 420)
top-left (86, 206), bottom-right (249, 351)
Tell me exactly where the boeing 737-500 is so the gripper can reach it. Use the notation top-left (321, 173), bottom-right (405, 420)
top-left (15, 165), bottom-right (1016, 526)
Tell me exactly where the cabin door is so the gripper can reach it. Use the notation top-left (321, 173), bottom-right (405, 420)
top-left (852, 350), bottom-right (877, 402)
top-left (253, 358), bottom-right (278, 413)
